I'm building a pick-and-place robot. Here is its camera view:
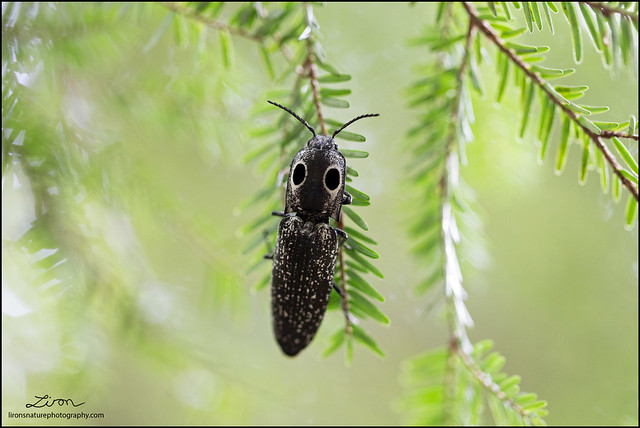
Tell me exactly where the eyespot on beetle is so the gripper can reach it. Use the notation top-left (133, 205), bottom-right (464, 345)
top-left (266, 100), bottom-right (379, 356)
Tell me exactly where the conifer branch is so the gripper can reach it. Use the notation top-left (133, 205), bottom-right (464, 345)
top-left (160, 2), bottom-right (260, 41)
top-left (584, 1), bottom-right (639, 23)
top-left (447, 22), bottom-right (476, 158)
top-left (413, 8), bottom-right (550, 423)
top-left (462, 1), bottom-right (639, 202)
top-left (300, 2), bottom-right (351, 337)
top-left (601, 130), bottom-right (639, 141)
top-left (302, 4), bottom-right (328, 136)
top-left (417, 13), bottom-right (478, 423)
top-left (159, 2), bottom-right (293, 62)
top-left (443, 19), bottom-right (475, 356)
top-left (304, 53), bottom-right (328, 136)
top-left (454, 343), bottom-right (533, 421)
top-left (423, 22), bottom-right (478, 421)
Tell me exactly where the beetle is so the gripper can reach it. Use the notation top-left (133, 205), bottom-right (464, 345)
top-left (266, 100), bottom-right (378, 356)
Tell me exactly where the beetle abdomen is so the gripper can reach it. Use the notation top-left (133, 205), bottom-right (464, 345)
top-left (271, 216), bottom-right (338, 356)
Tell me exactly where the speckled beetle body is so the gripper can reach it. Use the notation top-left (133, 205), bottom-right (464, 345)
top-left (267, 100), bottom-right (378, 357)
top-left (271, 215), bottom-right (338, 356)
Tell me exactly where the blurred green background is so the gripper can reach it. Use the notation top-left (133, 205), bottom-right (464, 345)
top-left (2, 2), bottom-right (637, 425)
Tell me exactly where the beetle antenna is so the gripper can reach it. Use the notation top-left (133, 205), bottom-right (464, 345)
top-left (268, 100), bottom-right (316, 137)
top-left (332, 113), bottom-right (380, 138)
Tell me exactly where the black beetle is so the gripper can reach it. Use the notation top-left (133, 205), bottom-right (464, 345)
top-left (266, 100), bottom-right (378, 356)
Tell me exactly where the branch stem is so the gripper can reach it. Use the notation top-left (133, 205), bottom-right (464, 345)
top-left (601, 130), bottom-right (639, 141)
top-left (305, 53), bottom-right (328, 135)
top-left (584, 1), bottom-right (639, 23)
top-left (435, 23), bottom-right (478, 421)
top-left (303, 1), bottom-right (328, 136)
top-left (160, 2), bottom-right (259, 40)
top-left (159, 2), bottom-right (293, 62)
top-left (462, 1), bottom-right (639, 201)
top-left (443, 19), bottom-right (475, 347)
top-left (300, 3), bottom-right (349, 334)
top-left (454, 345), bottom-right (534, 420)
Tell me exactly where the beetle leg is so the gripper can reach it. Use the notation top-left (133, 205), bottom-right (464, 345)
top-left (332, 281), bottom-right (344, 298)
top-left (333, 227), bottom-right (348, 242)
top-left (342, 190), bottom-right (352, 205)
top-left (272, 210), bottom-right (297, 218)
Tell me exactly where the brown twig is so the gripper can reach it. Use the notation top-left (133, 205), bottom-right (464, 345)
top-left (432, 15), bottom-right (477, 424)
top-left (447, 318), bottom-right (539, 422)
top-left (443, 19), bottom-right (475, 340)
top-left (302, 2), bottom-right (328, 135)
top-left (160, 2), bottom-right (259, 40)
top-left (462, 2), bottom-right (639, 201)
top-left (304, 52), bottom-right (328, 135)
top-left (301, 3), bottom-right (350, 334)
top-left (159, 2), bottom-right (293, 62)
top-left (600, 130), bottom-right (639, 141)
top-left (433, 9), bottom-right (546, 424)
top-left (584, 1), bottom-right (639, 23)
top-left (445, 20), bottom-right (476, 158)
top-left (455, 347), bottom-right (537, 420)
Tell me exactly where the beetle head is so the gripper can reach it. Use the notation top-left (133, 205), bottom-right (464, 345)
top-left (267, 100), bottom-right (379, 222)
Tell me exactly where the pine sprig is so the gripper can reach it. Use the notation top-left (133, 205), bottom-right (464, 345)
top-left (403, 2), bottom-right (635, 423)
top-left (440, 21), bottom-right (478, 356)
top-left (601, 129), bottom-right (640, 141)
top-left (158, 2), bottom-right (300, 68)
top-left (407, 2), bottom-right (485, 350)
top-left (457, 341), bottom-right (548, 424)
top-left (3, 2), bottom-right (250, 380)
top-left (505, 2), bottom-right (638, 71)
top-left (160, 2), bottom-right (264, 42)
top-left (584, 1), bottom-right (639, 22)
top-left (400, 3), bottom-right (560, 424)
top-left (402, 11), bottom-right (489, 424)
top-left (463, 2), bottom-right (639, 207)
top-left (400, 341), bottom-right (548, 425)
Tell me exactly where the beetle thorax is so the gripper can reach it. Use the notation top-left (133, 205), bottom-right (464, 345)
top-left (307, 135), bottom-right (337, 151)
